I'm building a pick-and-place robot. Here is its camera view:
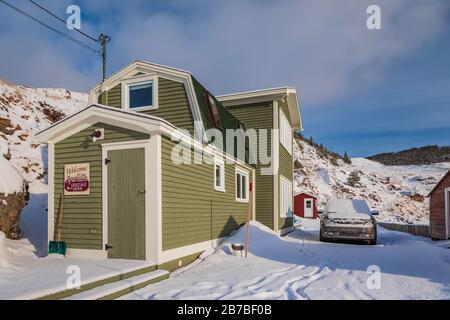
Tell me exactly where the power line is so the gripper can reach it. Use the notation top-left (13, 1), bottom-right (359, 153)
top-left (0, 0), bottom-right (100, 54)
top-left (26, 0), bottom-right (99, 43)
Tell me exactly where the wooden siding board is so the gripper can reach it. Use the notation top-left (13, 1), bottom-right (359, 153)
top-left (104, 78), bottom-right (195, 135)
top-left (54, 123), bottom-right (149, 250)
top-left (227, 102), bottom-right (275, 230)
top-left (430, 173), bottom-right (450, 239)
top-left (161, 136), bottom-right (252, 250)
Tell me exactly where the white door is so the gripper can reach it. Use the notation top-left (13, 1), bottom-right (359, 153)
top-left (304, 199), bottom-right (313, 218)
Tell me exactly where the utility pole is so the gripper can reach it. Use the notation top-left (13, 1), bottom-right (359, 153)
top-left (98, 33), bottom-right (111, 82)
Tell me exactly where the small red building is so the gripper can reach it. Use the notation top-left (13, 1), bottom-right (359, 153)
top-left (428, 170), bottom-right (450, 240)
top-left (294, 193), bottom-right (318, 219)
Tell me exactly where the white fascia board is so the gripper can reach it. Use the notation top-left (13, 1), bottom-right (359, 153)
top-left (35, 105), bottom-right (164, 143)
top-left (217, 87), bottom-right (302, 130)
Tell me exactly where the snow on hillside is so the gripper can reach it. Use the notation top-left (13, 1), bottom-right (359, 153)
top-left (294, 138), bottom-right (450, 225)
top-left (0, 79), bottom-right (87, 251)
top-left (0, 79), bottom-right (87, 190)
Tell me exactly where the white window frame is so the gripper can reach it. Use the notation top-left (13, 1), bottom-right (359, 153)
top-left (280, 175), bottom-right (293, 218)
top-left (279, 109), bottom-right (292, 155)
top-left (214, 158), bottom-right (225, 192)
top-left (235, 168), bottom-right (249, 203)
top-left (122, 75), bottom-right (159, 112)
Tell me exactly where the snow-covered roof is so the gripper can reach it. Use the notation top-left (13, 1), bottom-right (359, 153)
top-left (428, 170), bottom-right (450, 196)
top-left (295, 192), bottom-right (317, 199)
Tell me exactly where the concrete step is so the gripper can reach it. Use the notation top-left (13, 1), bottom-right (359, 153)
top-left (64, 269), bottom-right (169, 300)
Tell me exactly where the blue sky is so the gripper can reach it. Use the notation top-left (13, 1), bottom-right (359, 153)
top-left (0, 0), bottom-right (449, 157)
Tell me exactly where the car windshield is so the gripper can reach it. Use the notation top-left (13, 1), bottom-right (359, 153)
top-left (325, 199), bottom-right (371, 216)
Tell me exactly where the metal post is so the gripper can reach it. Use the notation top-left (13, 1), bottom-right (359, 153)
top-left (98, 33), bottom-right (111, 82)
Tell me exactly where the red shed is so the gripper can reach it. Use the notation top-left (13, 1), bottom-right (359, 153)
top-left (294, 193), bottom-right (318, 219)
top-left (428, 170), bottom-right (450, 240)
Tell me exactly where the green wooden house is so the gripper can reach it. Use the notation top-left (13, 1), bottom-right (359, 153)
top-left (36, 61), bottom-right (302, 266)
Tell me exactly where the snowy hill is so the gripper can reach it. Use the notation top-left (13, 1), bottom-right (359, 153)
top-left (294, 137), bottom-right (450, 225)
top-left (0, 79), bottom-right (87, 189)
top-left (0, 79), bottom-right (87, 243)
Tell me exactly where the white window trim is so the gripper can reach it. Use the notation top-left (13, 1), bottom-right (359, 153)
top-left (235, 168), bottom-right (250, 203)
top-left (279, 109), bottom-right (292, 155)
top-left (280, 175), bottom-right (293, 218)
top-left (214, 158), bottom-right (226, 192)
top-left (121, 75), bottom-right (159, 112)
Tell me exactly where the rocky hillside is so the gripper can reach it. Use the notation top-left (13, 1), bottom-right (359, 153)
top-left (294, 136), bottom-right (450, 225)
top-left (0, 79), bottom-right (87, 239)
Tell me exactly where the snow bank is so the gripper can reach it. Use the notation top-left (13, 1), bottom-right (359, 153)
top-left (0, 231), bottom-right (13, 269)
top-left (122, 219), bottom-right (450, 300)
top-left (0, 157), bottom-right (24, 195)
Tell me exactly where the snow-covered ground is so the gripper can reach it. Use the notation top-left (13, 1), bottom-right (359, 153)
top-left (295, 139), bottom-right (450, 225)
top-left (0, 230), bottom-right (153, 300)
top-left (122, 220), bottom-right (450, 300)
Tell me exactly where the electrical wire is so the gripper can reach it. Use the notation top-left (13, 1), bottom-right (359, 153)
top-left (26, 0), bottom-right (99, 43)
top-left (0, 0), bottom-right (101, 54)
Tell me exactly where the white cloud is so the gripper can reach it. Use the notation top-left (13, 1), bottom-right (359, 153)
top-left (0, 0), bottom-right (448, 106)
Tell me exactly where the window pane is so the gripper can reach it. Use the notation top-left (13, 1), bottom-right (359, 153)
top-left (207, 95), bottom-right (222, 129)
top-left (236, 173), bottom-right (241, 198)
top-left (129, 82), bottom-right (153, 108)
top-left (215, 164), bottom-right (221, 187)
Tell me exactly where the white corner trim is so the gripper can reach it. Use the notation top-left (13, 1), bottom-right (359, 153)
top-left (158, 237), bottom-right (226, 264)
top-left (121, 75), bottom-right (159, 112)
top-left (273, 100), bottom-right (279, 231)
top-left (47, 143), bottom-right (55, 245)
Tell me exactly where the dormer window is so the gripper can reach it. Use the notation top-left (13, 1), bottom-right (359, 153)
top-left (205, 94), bottom-right (222, 129)
top-left (129, 81), bottom-right (153, 109)
top-left (122, 75), bottom-right (158, 111)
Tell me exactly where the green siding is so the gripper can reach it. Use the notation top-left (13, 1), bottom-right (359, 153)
top-left (278, 103), bottom-right (294, 230)
top-left (104, 78), bottom-right (194, 134)
top-left (107, 148), bottom-right (146, 260)
top-left (106, 84), bottom-right (121, 108)
top-left (161, 136), bottom-right (252, 250)
top-left (142, 78), bottom-right (194, 135)
top-left (227, 102), bottom-right (274, 230)
top-left (54, 123), bottom-right (149, 250)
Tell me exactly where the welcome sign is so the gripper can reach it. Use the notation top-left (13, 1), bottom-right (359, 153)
top-left (64, 163), bottom-right (90, 195)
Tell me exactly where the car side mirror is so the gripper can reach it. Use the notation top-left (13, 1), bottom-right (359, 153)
top-left (371, 210), bottom-right (379, 216)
